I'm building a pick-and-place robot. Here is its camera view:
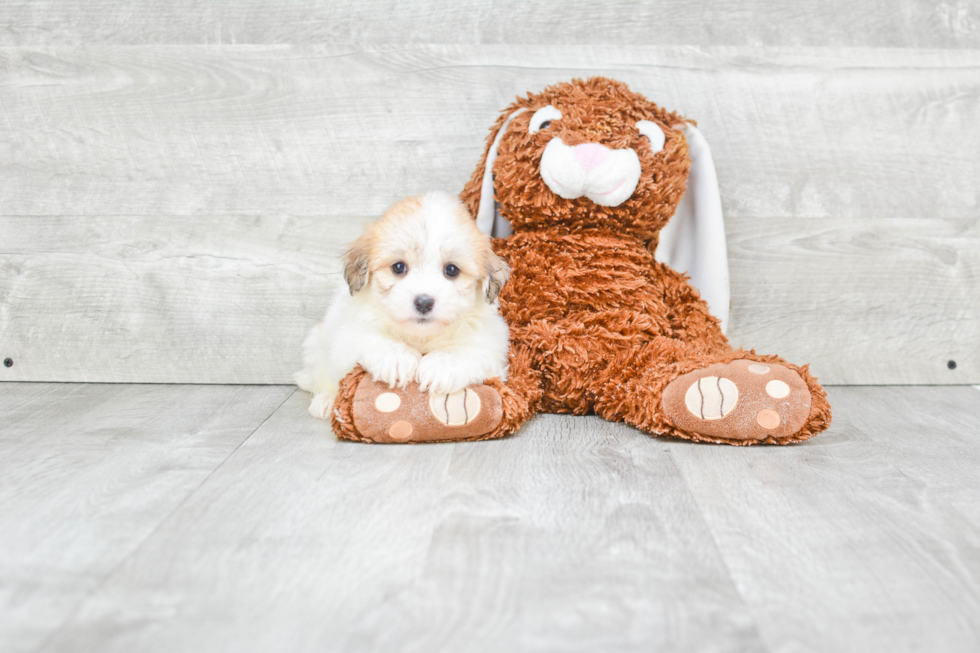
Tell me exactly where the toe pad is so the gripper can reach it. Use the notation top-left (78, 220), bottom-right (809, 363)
top-left (664, 359), bottom-right (812, 441)
top-left (352, 377), bottom-right (502, 443)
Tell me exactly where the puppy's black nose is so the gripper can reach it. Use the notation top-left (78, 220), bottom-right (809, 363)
top-left (414, 295), bottom-right (435, 315)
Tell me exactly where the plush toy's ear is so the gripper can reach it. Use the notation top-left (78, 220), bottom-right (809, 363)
top-left (469, 107), bottom-right (527, 239)
top-left (655, 123), bottom-right (731, 333)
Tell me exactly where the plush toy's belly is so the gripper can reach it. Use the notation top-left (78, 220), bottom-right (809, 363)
top-left (494, 232), bottom-right (678, 412)
top-left (495, 232), bottom-right (672, 332)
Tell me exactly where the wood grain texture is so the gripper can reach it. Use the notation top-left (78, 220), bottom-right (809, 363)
top-left (3, 1), bottom-right (979, 48)
top-left (0, 384), bottom-right (974, 652)
top-left (1, 214), bottom-right (976, 384)
top-left (668, 384), bottom-right (980, 652)
top-left (726, 217), bottom-right (980, 384)
top-left (0, 213), bottom-right (369, 383)
top-left (0, 46), bottom-right (978, 220)
top-left (831, 386), bottom-right (980, 524)
top-left (0, 382), bottom-right (294, 653)
top-left (32, 391), bottom-right (766, 653)
top-left (0, 44), bottom-right (978, 384)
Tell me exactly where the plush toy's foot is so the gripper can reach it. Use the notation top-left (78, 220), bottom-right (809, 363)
top-left (662, 359), bottom-right (813, 442)
top-left (350, 375), bottom-right (503, 443)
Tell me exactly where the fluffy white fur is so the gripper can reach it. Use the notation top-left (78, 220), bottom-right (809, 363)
top-left (295, 191), bottom-right (511, 420)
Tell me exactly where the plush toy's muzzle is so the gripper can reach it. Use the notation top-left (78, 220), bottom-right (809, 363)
top-left (331, 77), bottom-right (831, 446)
top-left (540, 138), bottom-right (641, 207)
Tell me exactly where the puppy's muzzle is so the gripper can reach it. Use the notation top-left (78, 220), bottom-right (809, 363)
top-left (414, 295), bottom-right (435, 315)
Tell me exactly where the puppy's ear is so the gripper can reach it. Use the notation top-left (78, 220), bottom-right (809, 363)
top-left (342, 237), bottom-right (371, 295)
top-left (484, 250), bottom-right (511, 303)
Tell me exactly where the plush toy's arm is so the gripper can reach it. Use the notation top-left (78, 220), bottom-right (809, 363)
top-left (329, 344), bottom-right (542, 444)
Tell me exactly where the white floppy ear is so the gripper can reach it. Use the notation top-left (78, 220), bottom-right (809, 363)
top-left (475, 107), bottom-right (527, 239)
top-left (655, 123), bottom-right (731, 334)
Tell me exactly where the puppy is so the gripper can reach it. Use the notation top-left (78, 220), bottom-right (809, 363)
top-left (295, 191), bottom-right (511, 420)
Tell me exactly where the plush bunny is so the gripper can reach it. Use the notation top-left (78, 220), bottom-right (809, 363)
top-left (331, 77), bottom-right (831, 445)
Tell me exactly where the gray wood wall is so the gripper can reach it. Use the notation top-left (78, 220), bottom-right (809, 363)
top-left (1, 1), bottom-right (978, 385)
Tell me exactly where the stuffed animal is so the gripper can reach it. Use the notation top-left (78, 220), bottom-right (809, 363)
top-left (331, 77), bottom-right (831, 445)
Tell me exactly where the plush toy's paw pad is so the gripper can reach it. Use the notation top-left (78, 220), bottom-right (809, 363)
top-left (428, 388), bottom-right (483, 426)
top-left (663, 360), bottom-right (812, 441)
top-left (352, 377), bottom-right (501, 443)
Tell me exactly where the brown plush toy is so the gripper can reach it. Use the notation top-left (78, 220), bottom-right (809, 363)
top-left (332, 77), bottom-right (831, 445)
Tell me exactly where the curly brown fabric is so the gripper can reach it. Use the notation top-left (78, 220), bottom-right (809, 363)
top-left (331, 365), bottom-right (371, 443)
top-left (336, 77), bottom-right (831, 445)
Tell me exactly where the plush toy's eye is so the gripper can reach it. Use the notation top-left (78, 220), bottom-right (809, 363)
top-left (529, 105), bottom-right (562, 134)
top-left (443, 264), bottom-right (460, 279)
top-left (636, 120), bottom-right (666, 153)
top-left (391, 261), bottom-right (407, 275)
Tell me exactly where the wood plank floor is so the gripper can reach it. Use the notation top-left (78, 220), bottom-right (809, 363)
top-left (1, 383), bottom-right (979, 652)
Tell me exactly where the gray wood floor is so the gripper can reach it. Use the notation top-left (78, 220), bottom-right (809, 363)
top-left (2, 383), bottom-right (979, 652)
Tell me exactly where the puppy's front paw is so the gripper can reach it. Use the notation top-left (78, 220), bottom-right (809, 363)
top-left (363, 344), bottom-right (421, 389)
top-left (416, 351), bottom-right (473, 395)
top-left (309, 392), bottom-right (334, 420)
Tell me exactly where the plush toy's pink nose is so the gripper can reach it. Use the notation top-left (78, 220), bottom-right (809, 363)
top-left (573, 143), bottom-right (609, 172)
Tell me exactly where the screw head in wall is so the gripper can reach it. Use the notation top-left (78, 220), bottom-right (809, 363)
top-left (3, 358), bottom-right (12, 368)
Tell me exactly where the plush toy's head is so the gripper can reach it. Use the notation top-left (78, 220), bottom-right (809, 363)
top-left (462, 77), bottom-right (691, 243)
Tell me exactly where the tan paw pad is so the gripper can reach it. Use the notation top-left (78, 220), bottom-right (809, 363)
top-left (351, 376), bottom-right (503, 443)
top-left (429, 388), bottom-right (481, 426)
top-left (663, 359), bottom-right (813, 441)
top-left (765, 380), bottom-right (790, 399)
top-left (684, 377), bottom-right (738, 420)
top-left (756, 409), bottom-right (781, 430)
top-left (375, 392), bottom-right (402, 412)
top-left (388, 420), bottom-right (414, 441)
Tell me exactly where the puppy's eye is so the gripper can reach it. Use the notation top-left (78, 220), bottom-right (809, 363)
top-left (444, 264), bottom-right (460, 279)
top-left (636, 120), bottom-right (666, 153)
top-left (391, 261), bottom-right (407, 275)
top-left (529, 105), bottom-right (562, 134)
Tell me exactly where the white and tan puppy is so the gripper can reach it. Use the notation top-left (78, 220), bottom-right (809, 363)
top-left (296, 191), bottom-right (511, 420)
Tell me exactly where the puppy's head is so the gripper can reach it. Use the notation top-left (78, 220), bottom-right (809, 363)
top-left (343, 191), bottom-right (510, 337)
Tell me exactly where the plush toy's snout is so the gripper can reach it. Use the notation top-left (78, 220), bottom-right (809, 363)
top-left (540, 138), bottom-right (641, 207)
top-left (535, 109), bottom-right (668, 208)
top-left (331, 77), bottom-right (830, 447)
